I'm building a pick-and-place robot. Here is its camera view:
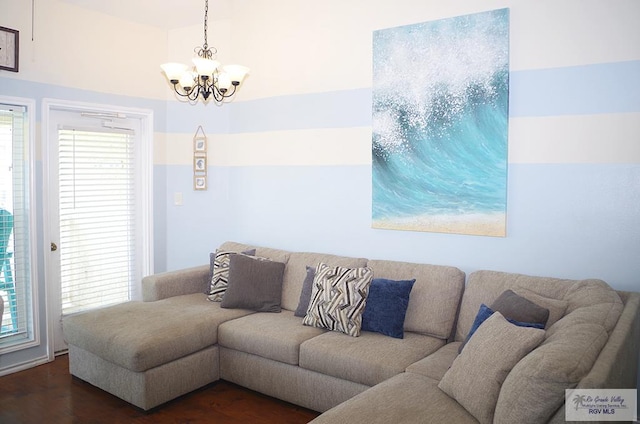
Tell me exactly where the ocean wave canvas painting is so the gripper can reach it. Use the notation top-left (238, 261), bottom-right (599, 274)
top-left (372, 9), bottom-right (509, 237)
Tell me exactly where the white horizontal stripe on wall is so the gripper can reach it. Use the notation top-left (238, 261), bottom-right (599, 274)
top-left (153, 132), bottom-right (168, 165)
top-left (509, 113), bottom-right (640, 164)
top-left (508, 0), bottom-right (640, 71)
top-left (157, 111), bottom-right (640, 167)
top-left (160, 128), bottom-right (372, 166)
top-left (232, 0), bottom-right (640, 100)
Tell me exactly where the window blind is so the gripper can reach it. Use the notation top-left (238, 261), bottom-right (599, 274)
top-left (0, 104), bottom-right (31, 341)
top-left (58, 128), bottom-right (136, 315)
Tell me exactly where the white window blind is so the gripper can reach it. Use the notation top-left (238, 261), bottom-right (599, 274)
top-left (0, 103), bottom-right (33, 344)
top-left (58, 128), bottom-right (136, 315)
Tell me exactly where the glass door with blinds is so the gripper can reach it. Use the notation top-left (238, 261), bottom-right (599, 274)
top-left (45, 102), bottom-right (153, 353)
top-left (0, 99), bottom-right (37, 353)
top-left (57, 128), bottom-right (136, 315)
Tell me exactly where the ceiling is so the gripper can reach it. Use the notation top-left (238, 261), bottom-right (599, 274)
top-left (58, 0), bottom-right (232, 29)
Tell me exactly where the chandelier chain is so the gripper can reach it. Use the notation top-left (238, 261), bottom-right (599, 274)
top-left (203, 0), bottom-right (209, 50)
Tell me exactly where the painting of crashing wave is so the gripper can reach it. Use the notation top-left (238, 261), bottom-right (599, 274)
top-left (372, 9), bottom-right (509, 237)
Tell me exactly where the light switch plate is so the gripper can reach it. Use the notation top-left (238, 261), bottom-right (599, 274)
top-left (174, 192), bottom-right (183, 206)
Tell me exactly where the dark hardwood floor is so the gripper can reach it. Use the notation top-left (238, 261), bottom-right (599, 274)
top-left (0, 354), bottom-right (320, 424)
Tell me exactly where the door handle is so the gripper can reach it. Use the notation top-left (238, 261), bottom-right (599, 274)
top-left (51, 242), bottom-right (58, 252)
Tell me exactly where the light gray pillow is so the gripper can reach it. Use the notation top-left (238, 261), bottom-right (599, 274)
top-left (439, 312), bottom-right (545, 424)
top-left (220, 253), bottom-right (285, 312)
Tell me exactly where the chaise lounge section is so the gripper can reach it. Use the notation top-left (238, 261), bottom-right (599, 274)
top-left (62, 241), bottom-right (640, 422)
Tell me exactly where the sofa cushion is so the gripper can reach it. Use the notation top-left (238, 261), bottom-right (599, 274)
top-left (283, 252), bottom-right (368, 312)
top-left (439, 312), bottom-right (545, 424)
top-left (220, 254), bottom-right (285, 312)
top-left (218, 310), bottom-right (326, 365)
top-left (302, 263), bottom-right (373, 337)
top-left (219, 242), bottom-right (367, 313)
top-left (309, 373), bottom-right (478, 424)
top-left (62, 293), bottom-right (254, 372)
top-left (406, 342), bottom-right (462, 381)
top-left (513, 287), bottom-right (568, 329)
top-left (294, 266), bottom-right (315, 317)
top-left (299, 330), bottom-right (444, 387)
top-left (361, 278), bottom-right (415, 339)
top-left (366, 259), bottom-right (465, 339)
top-left (455, 271), bottom-right (572, 343)
top-left (218, 241), bottom-right (291, 269)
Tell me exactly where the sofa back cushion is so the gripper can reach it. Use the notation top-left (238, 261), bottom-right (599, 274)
top-left (219, 241), bottom-right (291, 266)
top-left (218, 242), bottom-right (367, 313)
top-left (458, 270), bottom-right (624, 424)
top-left (366, 259), bottom-right (465, 339)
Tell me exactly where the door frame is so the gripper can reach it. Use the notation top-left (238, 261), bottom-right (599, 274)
top-left (42, 98), bottom-right (154, 355)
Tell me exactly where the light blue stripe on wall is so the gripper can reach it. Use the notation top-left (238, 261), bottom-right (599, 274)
top-left (161, 60), bottom-right (640, 133)
top-left (164, 88), bottom-right (372, 134)
top-left (228, 89), bottom-right (373, 133)
top-left (160, 162), bottom-right (640, 293)
top-left (0, 78), bottom-right (167, 131)
top-left (509, 60), bottom-right (640, 117)
top-left (4, 59), bottom-right (637, 134)
top-left (165, 99), bottom-right (230, 134)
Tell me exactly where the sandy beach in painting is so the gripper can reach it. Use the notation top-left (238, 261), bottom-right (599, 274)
top-left (373, 212), bottom-right (506, 237)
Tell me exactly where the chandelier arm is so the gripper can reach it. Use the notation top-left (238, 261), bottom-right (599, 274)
top-left (221, 84), bottom-right (239, 98)
top-left (170, 82), bottom-right (200, 101)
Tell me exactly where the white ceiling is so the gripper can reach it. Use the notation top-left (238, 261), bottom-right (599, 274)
top-left (58, 0), bottom-right (232, 29)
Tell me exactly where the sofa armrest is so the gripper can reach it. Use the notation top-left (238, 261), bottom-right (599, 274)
top-left (142, 265), bottom-right (210, 301)
top-left (578, 291), bottom-right (640, 388)
top-left (548, 291), bottom-right (640, 424)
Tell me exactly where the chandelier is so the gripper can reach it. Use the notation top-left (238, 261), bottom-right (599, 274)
top-left (160, 0), bottom-right (249, 103)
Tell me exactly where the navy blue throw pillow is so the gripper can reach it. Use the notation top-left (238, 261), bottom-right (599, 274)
top-left (361, 278), bottom-right (416, 339)
top-left (459, 304), bottom-right (545, 353)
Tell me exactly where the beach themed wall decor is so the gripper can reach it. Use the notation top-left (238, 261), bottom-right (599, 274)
top-left (193, 125), bottom-right (208, 190)
top-left (372, 8), bottom-right (509, 237)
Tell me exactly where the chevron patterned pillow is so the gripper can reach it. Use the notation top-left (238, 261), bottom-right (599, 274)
top-left (302, 263), bottom-right (373, 337)
top-left (207, 248), bottom-right (255, 301)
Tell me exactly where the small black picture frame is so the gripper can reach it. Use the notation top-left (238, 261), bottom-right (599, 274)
top-left (0, 26), bottom-right (19, 73)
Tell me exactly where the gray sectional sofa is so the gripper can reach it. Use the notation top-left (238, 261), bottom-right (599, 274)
top-left (63, 241), bottom-right (640, 423)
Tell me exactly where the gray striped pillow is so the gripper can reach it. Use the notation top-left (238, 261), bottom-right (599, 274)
top-left (207, 248), bottom-right (255, 301)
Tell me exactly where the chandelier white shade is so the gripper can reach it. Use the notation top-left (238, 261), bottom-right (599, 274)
top-left (160, 0), bottom-right (249, 103)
